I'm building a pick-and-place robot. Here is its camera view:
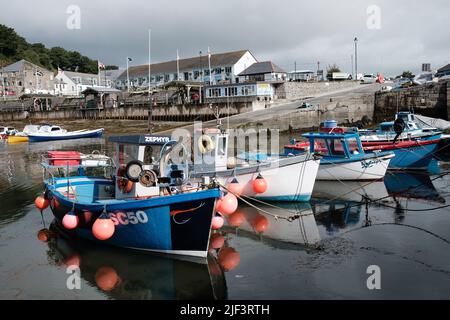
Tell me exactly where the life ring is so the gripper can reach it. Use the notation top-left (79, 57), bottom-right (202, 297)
top-left (198, 135), bottom-right (215, 154)
top-left (116, 167), bottom-right (134, 193)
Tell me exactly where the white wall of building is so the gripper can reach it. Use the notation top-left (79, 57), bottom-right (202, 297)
top-left (233, 51), bottom-right (258, 82)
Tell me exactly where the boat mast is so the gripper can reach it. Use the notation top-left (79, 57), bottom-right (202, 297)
top-left (147, 29), bottom-right (153, 134)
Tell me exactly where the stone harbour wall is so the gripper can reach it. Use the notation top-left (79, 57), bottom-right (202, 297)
top-left (276, 81), bottom-right (361, 100)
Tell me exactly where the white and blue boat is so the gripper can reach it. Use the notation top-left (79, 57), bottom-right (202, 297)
top-left (41, 135), bottom-right (221, 258)
top-left (28, 124), bottom-right (104, 142)
top-left (285, 130), bottom-right (394, 181)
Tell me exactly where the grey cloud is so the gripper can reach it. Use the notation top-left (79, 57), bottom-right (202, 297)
top-left (1, 0), bottom-right (449, 76)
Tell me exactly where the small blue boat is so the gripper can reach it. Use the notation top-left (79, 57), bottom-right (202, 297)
top-left (284, 130), bottom-right (395, 181)
top-left (41, 135), bottom-right (221, 258)
top-left (28, 125), bottom-right (104, 142)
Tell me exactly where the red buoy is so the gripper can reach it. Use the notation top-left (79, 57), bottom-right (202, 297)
top-left (35, 195), bottom-right (50, 211)
top-left (212, 213), bottom-right (224, 230)
top-left (227, 178), bottom-right (243, 196)
top-left (218, 192), bottom-right (238, 215)
top-left (37, 229), bottom-right (51, 242)
top-left (227, 210), bottom-right (245, 227)
top-left (95, 266), bottom-right (120, 292)
top-left (252, 174), bottom-right (268, 194)
top-left (64, 254), bottom-right (81, 267)
top-left (92, 214), bottom-right (115, 240)
top-left (62, 211), bottom-right (79, 230)
top-left (218, 247), bottom-right (241, 271)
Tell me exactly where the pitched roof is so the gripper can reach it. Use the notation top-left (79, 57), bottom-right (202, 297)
top-left (238, 61), bottom-right (286, 76)
top-left (118, 50), bottom-right (251, 80)
top-left (438, 63), bottom-right (450, 73)
top-left (3, 59), bottom-right (51, 73)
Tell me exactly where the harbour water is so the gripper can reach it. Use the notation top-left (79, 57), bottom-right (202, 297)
top-left (1, 123), bottom-right (450, 299)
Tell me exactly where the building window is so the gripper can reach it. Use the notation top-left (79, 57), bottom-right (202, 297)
top-left (204, 70), bottom-right (210, 76)
top-left (184, 72), bottom-right (189, 81)
top-left (164, 74), bottom-right (170, 82)
top-left (215, 68), bottom-right (222, 74)
top-left (225, 66), bottom-right (232, 74)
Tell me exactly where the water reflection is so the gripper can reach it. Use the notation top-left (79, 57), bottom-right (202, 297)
top-left (44, 224), bottom-right (227, 300)
top-left (223, 203), bottom-right (321, 247)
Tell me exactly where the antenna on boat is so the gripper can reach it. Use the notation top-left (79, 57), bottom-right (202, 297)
top-left (209, 103), bottom-right (222, 130)
top-left (147, 28), bottom-right (153, 134)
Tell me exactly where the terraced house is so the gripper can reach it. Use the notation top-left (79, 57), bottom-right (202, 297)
top-left (116, 49), bottom-right (257, 90)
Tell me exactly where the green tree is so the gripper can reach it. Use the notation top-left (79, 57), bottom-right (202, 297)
top-left (400, 71), bottom-right (414, 79)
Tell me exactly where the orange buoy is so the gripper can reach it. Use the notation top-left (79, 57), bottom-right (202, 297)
top-left (92, 214), bottom-right (115, 240)
top-left (227, 210), bottom-right (245, 227)
top-left (227, 178), bottom-right (243, 196)
top-left (212, 213), bottom-right (224, 230)
top-left (251, 214), bottom-right (269, 233)
top-left (210, 233), bottom-right (225, 249)
top-left (95, 266), bottom-right (119, 292)
top-left (218, 247), bottom-right (241, 271)
top-left (37, 228), bottom-right (51, 242)
top-left (219, 192), bottom-right (238, 215)
top-left (35, 195), bottom-right (50, 211)
top-left (252, 174), bottom-right (268, 194)
top-left (62, 211), bottom-right (79, 230)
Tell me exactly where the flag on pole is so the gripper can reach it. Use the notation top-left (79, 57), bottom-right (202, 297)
top-left (128, 57), bottom-right (132, 62)
top-left (176, 49), bottom-right (180, 81)
top-left (98, 61), bottom-right (105, 70)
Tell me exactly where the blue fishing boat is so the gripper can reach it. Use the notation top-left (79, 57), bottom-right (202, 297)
top-left (363, 139), bottom-right (440, 170)
top-left (284, 130), bottom-right (395, 181)
top-left (28, 124), bottom-right (104, 142)
top-left (39, 135), bottom-right (221, 258)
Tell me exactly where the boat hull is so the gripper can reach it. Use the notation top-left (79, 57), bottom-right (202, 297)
top-left (7, 135), bottom-right (29, 143)
top-left (28, 129), bottom-right (104, 142)
top-left (316, 154), bottom-right (393, 181)
top-left (212, 155), bottom-right (320, 202)
top-left (365, 140), bottom-right (440, 170)
top-left (46, 177), bottom-right (220, 258)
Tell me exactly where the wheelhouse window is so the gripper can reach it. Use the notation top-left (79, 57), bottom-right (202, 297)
top-left (312, 138), bottom-right (329, 156)
top-left (329, 139), bottom-right (345, 157)
top-left (347, 137), bottom-right (361, 154)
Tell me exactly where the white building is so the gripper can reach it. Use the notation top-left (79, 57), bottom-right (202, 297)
top-left (116, 49), bottom-right (258, 90)
top-left (54, 70), bottom-right (117, 96)
top-left (238, 61), bottom-right (287, 82)
top-left (288, 70), bottom-right (315, 82)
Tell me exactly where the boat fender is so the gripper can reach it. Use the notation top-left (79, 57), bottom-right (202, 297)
top-left (198, 135), bottom-right (215, 154)
top-left (125, 160), bottom-right (144, 182)
top-left (393, 118), bottom-right (405, 143)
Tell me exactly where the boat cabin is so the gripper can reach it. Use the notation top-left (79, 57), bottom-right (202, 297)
top-left (38, 124), bottom-right (64, 133)
top-left (109, 135), bottom-right (188, 200)
top-left (193, 128), bottom-right (229, 173)
top-left (285, 131), bottom-right (365, 160)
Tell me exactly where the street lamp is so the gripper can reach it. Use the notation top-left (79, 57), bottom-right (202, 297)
top-left (354, 37), bottom-right (358, 80)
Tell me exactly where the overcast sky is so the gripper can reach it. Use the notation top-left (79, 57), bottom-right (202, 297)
top-left (1, 0), bottom-right (449, 76)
